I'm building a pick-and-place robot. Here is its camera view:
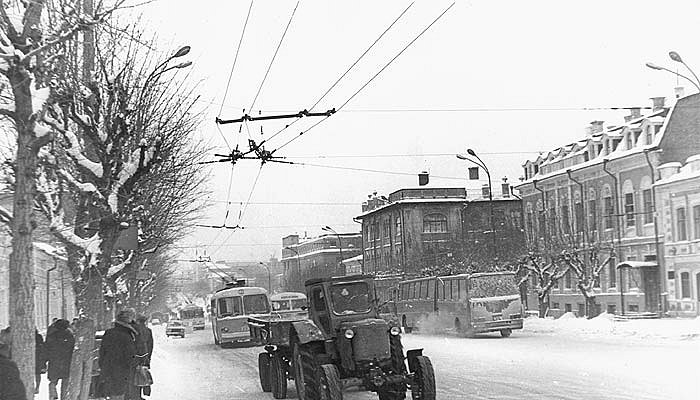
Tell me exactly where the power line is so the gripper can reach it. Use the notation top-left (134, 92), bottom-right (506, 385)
top-left (249, 1), bottom-right (299, 112)
top-left (276, 159), bottom-right (467, 181)
top-left (218, 0), bottom-right (254, 117)
top-left (282, 151), bottom-right (542, 158)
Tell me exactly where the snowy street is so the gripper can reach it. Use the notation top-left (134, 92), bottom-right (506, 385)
top-left (146, 322), bottom-right (699, 400)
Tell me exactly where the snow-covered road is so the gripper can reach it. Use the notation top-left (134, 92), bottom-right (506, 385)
top-left (147, 324), bottom-right (698, 400)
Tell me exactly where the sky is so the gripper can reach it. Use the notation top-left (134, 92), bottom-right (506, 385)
top-left (136, 0), bottom-right (700, 262)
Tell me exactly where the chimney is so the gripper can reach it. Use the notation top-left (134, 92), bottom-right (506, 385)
top-left (590, 120), bottom-right (605, 133)
top-left (650, 96), bottom-right (665, 111)
top-left (675, 86), bottom-right (685, 99)
top-left (418, 171), bottom-right (429, 186)
top-left (501, 182), bottom-right (510, 198)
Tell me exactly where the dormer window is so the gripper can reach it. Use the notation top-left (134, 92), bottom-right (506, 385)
top-left (583, 152), bottom-right (590, 162)
top-left (626, 134), bottom-right (633, 150)
top-left (645, 126), bottom-right (652, 145)
top-left (534, 164), bottom-right (539, 174)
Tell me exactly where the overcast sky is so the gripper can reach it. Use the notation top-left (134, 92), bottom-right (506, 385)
top-left (138, 0), bottom-right (700, 262)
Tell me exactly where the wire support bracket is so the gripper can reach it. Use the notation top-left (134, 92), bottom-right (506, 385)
top-left (214, 108), bottom-right (336, 125)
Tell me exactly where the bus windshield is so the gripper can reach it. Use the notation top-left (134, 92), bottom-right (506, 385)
top-left (243, 294), bottom-right (270, 314)
top-left (272, 300), bottom-right (290, 311)
top-left (331, 282), bottom-right (370, 314)
top-left (469, 274), bottom-right (519, 299)
top-left (218, 297), bottom-right (242, 317)
top-left (291, 299), bottom-right (307, 309)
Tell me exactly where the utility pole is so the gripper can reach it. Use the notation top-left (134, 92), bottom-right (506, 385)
top-left (46, 263), bottom-right (57, 330)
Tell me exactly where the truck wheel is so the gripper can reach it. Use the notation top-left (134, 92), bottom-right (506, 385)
top-left (258, 353), bottom-right (272, 392)
top-left (410, 356), bottom-right (435, 400)
top-left (318, 364), bottom-right (342, 400)
top-left (271, 353), bottom-right (288, 399)
top-left (293, 343), bottom-right (318, 400)
top-left (500, 329), bottom-right (512, 338)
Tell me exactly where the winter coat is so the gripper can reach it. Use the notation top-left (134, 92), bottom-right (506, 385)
top-left (132, 323), bottom-right (153, 367)
top-left (45, 324), bottom-right (75, 380)
top-left (99, 321), bottom-right (137, 396)
top-left (0, 351), bottom-right (26, 400)
top-left (35, 331), bottom-right (46, 374)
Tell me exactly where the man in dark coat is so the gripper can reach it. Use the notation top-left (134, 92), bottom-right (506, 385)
top-left (99, 309), bottom-right (137, 400)
top-left (0, 327), bottom-right (26, 400)
top-left (35, 329), bottom-right (46, 394)
top-left (45, 319), bottom-right (75, 400)
top-left (129, 315), bottom-right (154, 399)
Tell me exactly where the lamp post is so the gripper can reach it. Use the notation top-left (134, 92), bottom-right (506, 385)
top-left (456, 149), bottom-right (497, 261)
top-left (259, 262), bottom-right (272, 293)
top-left (322, 226), bottom-right (344, 275)
top-left (46, 262), bottom-right (57, 330)
top-left (142, 45), bottom-right (192, 99)
top-left (668, 51), bottom-right (700, 90)
top-left (645, 61), bottom-right (700, 92)
top-left (284, 246), bottom-right (302, 290)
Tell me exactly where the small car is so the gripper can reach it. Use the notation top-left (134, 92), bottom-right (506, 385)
top-left (150, 318), bottom-right (161, 325)
top-left (166, 320), bottom-right (186, 338)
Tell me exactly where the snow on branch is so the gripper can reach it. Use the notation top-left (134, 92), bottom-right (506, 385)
top-left (107, 250), bottom-right (133, 278)
top-left (0, 204), bottom-right (12, 226)
top-left (108, 142), bottom-right (157, 214)
top-left (43, 116), bottom-right (104, 178)
top-left (56, 169), bottom-right (103, 198)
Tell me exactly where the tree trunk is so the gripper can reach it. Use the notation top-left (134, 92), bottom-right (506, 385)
top-left (538, 295), bottom-right (549, 318)
top-left (9, 73), bottom-right (38, 400)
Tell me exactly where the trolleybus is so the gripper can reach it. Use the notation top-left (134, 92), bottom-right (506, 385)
top-left (210, 283), bottom-right (270, 346)
top-left (270, 292), bottom-right (307, 318)
top-left (396, 271), bottom-right (523, 337)
top-left (177, 303), bottom-right (206, 330)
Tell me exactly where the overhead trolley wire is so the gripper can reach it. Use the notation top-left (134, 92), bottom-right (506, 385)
top-left (219, 0), bottom-right (255, 118)
top-left (264, 2), bottom-right (415, 145)
top-left (271, 2), bottom-right (456, 154)
top-left (249, 1), bottom-right (300, 112)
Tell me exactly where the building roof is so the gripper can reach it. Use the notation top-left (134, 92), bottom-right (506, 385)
top-left (355, 195), bottom-right (517, 219)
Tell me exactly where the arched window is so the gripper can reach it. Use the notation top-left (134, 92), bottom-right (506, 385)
top-left (640, 176), bottom-right (653, 224)
top-left (623, 180), bottom-right (636, 227)
top-left (423, 213), bottom-right (448, 233)
top-left (680, 272), bottom-right (691, 299)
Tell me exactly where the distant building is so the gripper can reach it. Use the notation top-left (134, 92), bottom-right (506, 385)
top-left (355, 184), bottom-right (523, 275)
top-left (516, 93), bottom-right (700, 317)
top-left (654, 155), bottom-right (700, 317)
top-left (281, 233), bottom-right (362, 292)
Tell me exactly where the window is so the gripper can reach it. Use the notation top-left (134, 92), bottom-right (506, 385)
top-left (625, 192), bottom-right (635, 227)
top-left (312, 288), bottom-right (327, 311)
top-left (645, 126), bottom-right (652, 145)
top-left (565, 271), bottom-right (572, 289)
top-left (565, 304), bottom-right (572, 313)
top-left (561, 204), bottom-right (570, 233)
top-left (575, 202), bottom-right (584, 233)
top-left (588, 199), bottom-right (597, 233)
top-left (628, 304), bottom-right (639, 312)
top-left (577, 303), bottom-right (585, 317)
top-left (680, 272), bottom-right (691, 299)
top-left (643, 189), bottom-right (653, 224)
top-left (604, 196), bottom-right (614, 229)
top-left (395, 216), bottom-right (402, 236)
top-left (553, 278), bottom-right (559, 289)
top-left (383, 219), bottom-right (390, 238)
top-left (243, 294), bottom-right (270, 314)
top-left (694, 205), bottom-right (700, 239)
top-left (548, 203), bottom-right (556, 234)
top-left (427, 279), bottom-right (435, 299)
top-left (552, 302), bottom-right (559, 309)
top-left (607, 304), bottom-right (616, 314)
top-left (218, 297), bottom-right (242, 317)
top-left (626, 134), bottom-right (633, 150)
top-left (423, 213), bottom-right (448, 233)
top-left (677, 208), bottom-right (687, 241)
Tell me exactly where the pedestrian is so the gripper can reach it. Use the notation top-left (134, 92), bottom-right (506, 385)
top-left (99, 309), bottom-right (137, 400)
top-left (45, 319), bottom-right (74, 400)
top-left (36, 329), bottom-right (47, 394)
top-left (0, 327), bottom-right (26, 400)
top-left (47, 318), bottom-right (59, 337)
top-left (130, 315), bottom-right (154, 399)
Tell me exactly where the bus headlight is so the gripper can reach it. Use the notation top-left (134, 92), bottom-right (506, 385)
top-left (344, 329), bottom-right (355, 339)
top-left (390, 326), bottom-right (401, 336)
top-left (221, 327), bottom-right (229, 333)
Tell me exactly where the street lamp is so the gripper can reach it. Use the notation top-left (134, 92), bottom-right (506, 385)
top-left (142, 45), bottom-right (193, 98)
top-left (456, 149), bottom-right (497, 261)
top-left (284, 246), bottom-right (302, 290)
top-left (669, 51), bottom-right (700, 90)
top-left (322, 226), bottom-right (344, 275)
top-left (259, 262), bottom-right (272, 293)
top-left (645, 61), bottom-right (700, 92)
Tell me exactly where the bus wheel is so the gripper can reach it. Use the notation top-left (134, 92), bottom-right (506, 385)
top-left (454, 318), bottom-right (461, 332)
top-left (258, 353), bottom-right (272, 392)
top-left (271, 353), bottom-right (287, 399)
top-left (500, 329), bottom-right (512, 338)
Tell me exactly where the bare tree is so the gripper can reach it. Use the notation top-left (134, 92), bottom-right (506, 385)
top-left (516, 252), bottom-right (569, 317)
top-left (560, 245), bottom-right (615, 318)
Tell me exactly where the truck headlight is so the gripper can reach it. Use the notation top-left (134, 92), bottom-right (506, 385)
top-left (390, 326), bottom-right (401, 336)
top-left (221, 327), bottom-right (229, 333)
top-left (344, 329), bottom-right (355, 339)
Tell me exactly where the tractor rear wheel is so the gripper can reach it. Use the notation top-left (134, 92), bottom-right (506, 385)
top-left (258, 353), bottom-right (272, 392)
top-left (318, 364), bottom-right (342, 400)
top-left (271, 353), bottom-right (287, 399)
top-left (410, 356), bottom-right (435, 400)
top-left (293, 342), bottom-right (319, 400)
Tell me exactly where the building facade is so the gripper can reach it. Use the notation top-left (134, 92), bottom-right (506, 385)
top-left (516, 93), bottom-right (700, 316)
top-left (355, 186), bottom-right (523, 275)
top-left (281, 233), bottom-right (362, 292)
top-left (655, 155), bottom-right (700, 316)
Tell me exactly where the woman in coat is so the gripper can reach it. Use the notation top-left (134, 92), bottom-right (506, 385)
top-left (45, 319), bottom-right (75, 400)
top-left (35, 329), bottom-right (46, 394)
top-left (99, 310), bottom-right (137, 400)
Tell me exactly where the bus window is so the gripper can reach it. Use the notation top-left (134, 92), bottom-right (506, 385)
top-left (312, 287), bottom-right (326, 311)
top-left (459, 278), bottom-right (468, 299)
top-left (400, 284), bottom-right (406, 300)
top-left (218, 297), bottom-right (242, 317)
top-left (243, 294), bottom-right (270, 314)
top-left (410, 283), bottom-right (416, 299)
top-left (210, 300), bottom-right (216, 316)
top-left (427, 279), bottom-right (434, 299)
top-left (291, 299), bottom-right (307, 309)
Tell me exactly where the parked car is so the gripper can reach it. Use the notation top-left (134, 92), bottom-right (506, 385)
top-left (166, 320), bottom-right (186, 338)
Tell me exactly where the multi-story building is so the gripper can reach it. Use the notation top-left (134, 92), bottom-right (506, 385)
top-left (281, 233), bottom-right (362, 292)
top-left (516, 93), bottom-right (700, 316)
top-left (655, 155), bottom-right (700, 317)
top-left (355, 184), bottom-right (523, 275)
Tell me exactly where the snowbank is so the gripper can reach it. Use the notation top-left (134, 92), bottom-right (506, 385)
top-left (523, 312), bottom-right (700, 341)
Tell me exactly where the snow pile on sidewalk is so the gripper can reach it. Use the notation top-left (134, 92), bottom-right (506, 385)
top-left (523, 312), bottom-right (700, 341)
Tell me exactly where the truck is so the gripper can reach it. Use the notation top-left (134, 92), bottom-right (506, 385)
top-left (248, 274), bottom-right (436, 400)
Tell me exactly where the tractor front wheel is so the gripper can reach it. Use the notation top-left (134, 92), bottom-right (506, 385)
top-left (318, 364), bottom-right (342, 400)
top-left (410, 356), bottom-right (435, 400)
top-left (293, 343), bottom-right (318, 400)
top-left (270, 353), bottom-right (287, 399)
top-left (258, 352), bottom-right (271, 392)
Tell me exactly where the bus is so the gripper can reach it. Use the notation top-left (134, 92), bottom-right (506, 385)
top-left (210, 284), bottom-right (270, 346)
top-left (396, 271), bottom-right (523, 337)
top-left (270, 292), bottom-right (307, 318)
top-left (177, 304), bottom-right (205, 330)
